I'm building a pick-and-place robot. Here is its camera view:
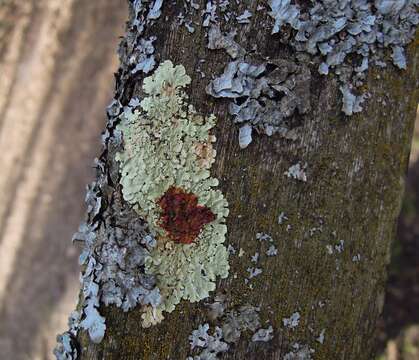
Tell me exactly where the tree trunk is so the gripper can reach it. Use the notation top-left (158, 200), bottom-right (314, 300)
top-left (63, 1), bottom-right (418, 359)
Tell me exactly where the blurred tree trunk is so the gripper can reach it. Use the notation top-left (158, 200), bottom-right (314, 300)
top-left (76, 2), bottom-right (418, 359)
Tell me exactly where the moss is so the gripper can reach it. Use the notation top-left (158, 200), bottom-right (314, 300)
top-left (115, 60), bottom-right (229, 327)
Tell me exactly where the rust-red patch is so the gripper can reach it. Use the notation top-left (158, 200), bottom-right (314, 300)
top-left (157, 186), bottom-right (216, 244)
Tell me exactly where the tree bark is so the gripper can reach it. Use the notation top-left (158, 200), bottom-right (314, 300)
top-left (74, 1), bottom-right (418, 359)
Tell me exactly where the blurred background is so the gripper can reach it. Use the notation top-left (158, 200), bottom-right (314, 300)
top-left (0, 0), bottom-right (126, 359)
top-left (0, 1), bottom-right (417, 359)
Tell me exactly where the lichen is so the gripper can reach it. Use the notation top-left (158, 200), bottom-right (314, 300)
top-left (267, 0), bottom-right (418, 107)
top-left (278, 211), bottom-right (288, 224)
top-left (340, 85), bottom-right (366, 116)
top-left (54, 312), bottom-right (81, 360)
top-left (221, 305), bottom-right (261, 343)
top-left (202, 1), bottom-right (217, 27)
top-left (266, 244), bottom-right (278, 256)
top-left (236, 10), bottom-right (252, 24)
top-left (130, 37), bottom-right (156, 74)
top-left (252, 326), bottom-right (274, 342)
top-left (115, 60), bottom-right (229, 326)
top-left (238, 124), bottom-right (252, 149)
top-left (284, 343), bottom-right (315, 360)
top-left (148, 0), bottom-right (164, 20)
top-left (316, 329), bottom-right (326, 344)
top-left (188, 324), bottom-right (229, 360)
top-left (285, 162), bottom-right (307, 182)
top-left (246, 267), bottom-right (263, 279)
top-left (207, 25), bottom-right (244, 59)
top-left (188, 303), bottom-right (274, 358)
top-left (55, 0), bottom-right (172, 355)
top-left (268, 0), bottom-right (418, 75)
top-left (206, 59), bottom-right (310, 147)
top-left (268, 0), bottom-right (300, 34)
top-left (283, 312), bottom-right (301, 329)
top-left (207, 0), bottom-right (418, 147)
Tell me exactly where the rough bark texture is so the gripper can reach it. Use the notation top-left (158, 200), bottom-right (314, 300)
top-left (76, 2), bottom-right (418, 359)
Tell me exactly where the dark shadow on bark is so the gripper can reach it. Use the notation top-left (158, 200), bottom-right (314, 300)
top-left (376, 153), bottom-right (419, 352)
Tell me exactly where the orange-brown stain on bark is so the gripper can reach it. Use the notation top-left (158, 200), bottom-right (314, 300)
top-left (157, 186), bottom-right (216, 244)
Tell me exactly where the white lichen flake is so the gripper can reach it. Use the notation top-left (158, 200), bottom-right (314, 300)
top-left (284, 343), bottom-right (315, 360)
top-left (283, 312), bottom-right (301, 329)
top-left (247, 267), bottom-right (263, 279)
top-left (188, 324), bottom-right (229, 359)
top-left (252, 325), bottom-right (274, 342)
top-left (278, 211), bottom-right (288, 224)
top-left (116, 61), bottom-right (230, 326)
top-left (285, 162), bottom-right (307, 182)
top-left (266, 245), bottom-right (278, 256)
top-left (238, 124), bottom-right (253, 149)
top-left (316, 329), bottom-right (326, 344)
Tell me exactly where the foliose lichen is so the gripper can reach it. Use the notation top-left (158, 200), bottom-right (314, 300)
top-left (283, 311), bottom-right (301, 329)
top-left (188, 324), bottom-right (229, 360)
top-left (236, 9), bottom-right (252, 24)
top-left (252, 325), bottom-right (274, 342)
top-left (268, 0), bottom-right (418, 73)
top-left (188, 303), bottom-right (274, 359)
top-left (206, 58), bottom-right (309, 148)
top-left (206, 0), bottom-right (418, 147)
top-left (55, 179), bottom-right (163, 351)
top-left (54, 312), bottom-right (81, 360)
top-left (285, 162), bottom-right (308, 182)
top-left (55, 1), bottom-right (169, 355)
top-left (115, 60), bottom-right (230, 326)
top-left (283, 343), bottom-right (315, 360)
top-left (130, 36), bottom-right (157, 74)
top-left (316, 329), bottom-right (326, 344)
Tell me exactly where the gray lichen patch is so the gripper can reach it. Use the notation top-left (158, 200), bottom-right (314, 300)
top-left (206, 58), bottom-right (311, 148)
top-left (278, 211), bottom-right (288, 224)
top-left (268, 0), bottom-right (300, 34)
top-left (252, 325), bottom-right (274, 342)
top-left (285, 162), bottom-right (307, 182)
top-left (340, 85), bottom-right (367, 116)
top-left (267, 0), bottom-right (418, 111)
top-left (256, 232), bottom-right (274, 243)
top-left (222, 305), bottom-right (261, 343)
top-left (54, 312), bottom-right (81, 360)
top-left (206, 0), bottom-right (418, 147)
top-left (266, 244), bottom-right (278, 256)
top-left (208, 24), bottom-right (245, 59)
top-left (283, 311), bottom-right (301, 329)
top-left (236, 10), bottom-right (252, 24)
top-left (188, 324), bottom-right (229, 360)
top-left (284, 343), bottom-right (315, 360)
top-left (246, 267), bottom-right (263, 279)
top-left (316, 329), bottom-right (326, 344)
top-left (188, 302), bottom-right (274, 358)
top-left (202, 1), bottom-right (217, 27)
top-left (268, 0), bottom-right (418, 74)
top-left (61, 183), bottom-right (162, 348)
top-left (130, 36), bottom-right (157, 74)
top-left (55, 0), bottom-right (170, 353)
top-left (238, 124), bottom-right (252, 149)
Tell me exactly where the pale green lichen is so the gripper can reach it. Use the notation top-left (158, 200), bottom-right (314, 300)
top-left (115, 60), bottom-right (229, 327)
